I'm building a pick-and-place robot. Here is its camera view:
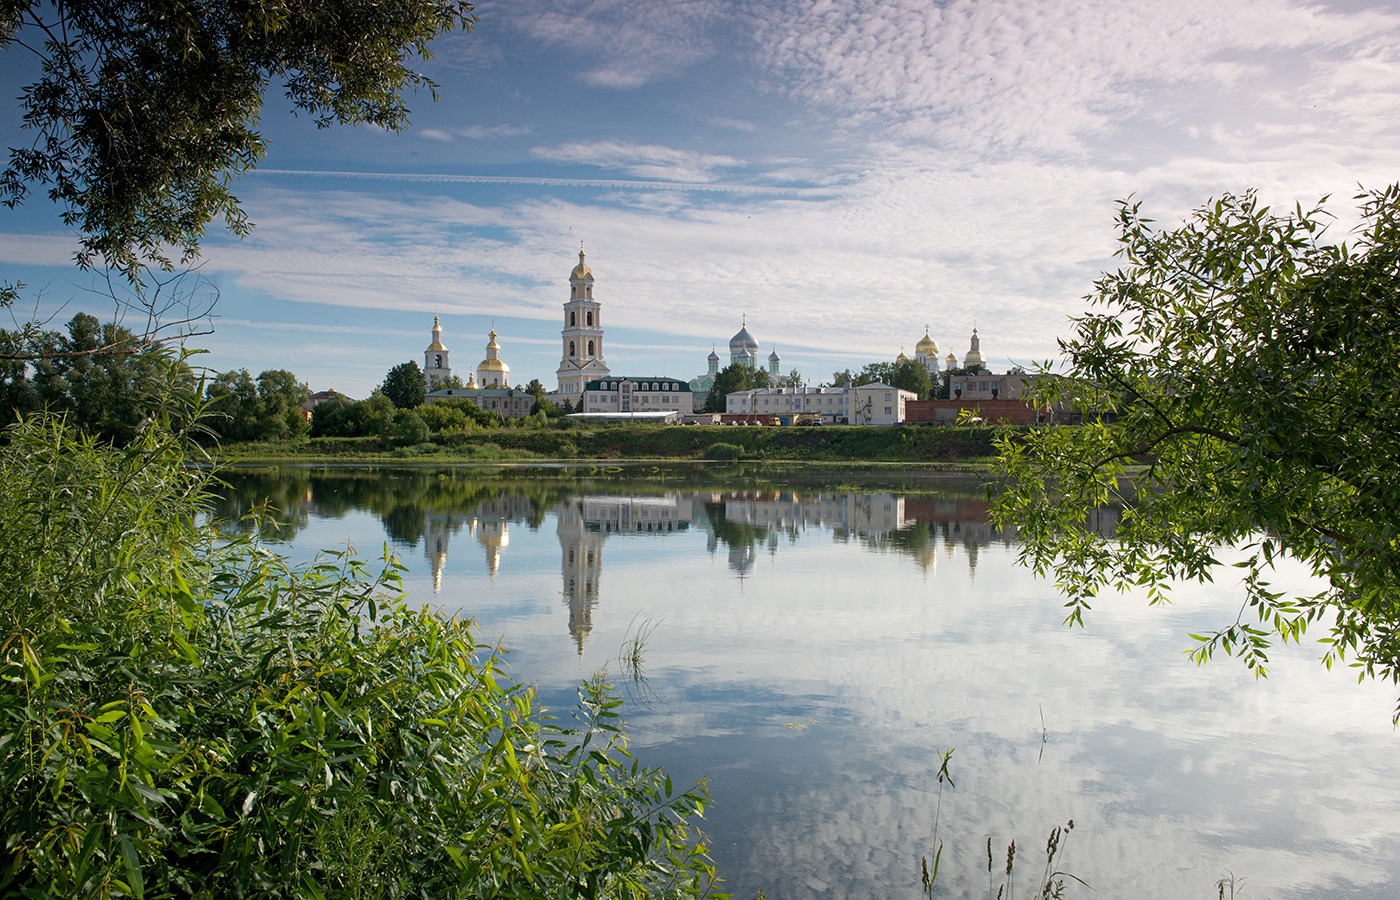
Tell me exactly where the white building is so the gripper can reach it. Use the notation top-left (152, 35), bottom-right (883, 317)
top-left (580, 377), bottom-right (694, 415)
top-left (555, 247), bottom-right (610, 402)
top-left (725, 383), bottom-right (915, 425)
top-left (724, 385), bottom-right (850, 423)
top-left (848, 382), bottom-right (916, 425)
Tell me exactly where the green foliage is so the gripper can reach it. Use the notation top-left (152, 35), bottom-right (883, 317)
top-left (991, 187), bottom-right (1400, 710)
top-left (1, 0), bottom-right (478, 281)
top-left (380, 361), bottom-right (427, 410)
top-left (702, 364), bottom-right (770, 413)
top-left (20, 313), bottom-right (187, 444)
top-left (205, 368), bottom-right (311, 443)
top-left (0, 411), bottom-right (722, 897)
top-left (383, 407), bottom-right (430, 447)
top-left (889, 359), bottom-right (933, 399)
top-left (703, 442), bottom-right (744, 461)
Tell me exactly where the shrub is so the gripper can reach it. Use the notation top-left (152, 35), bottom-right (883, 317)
top-left (0, 413), bottom-right (719, 898)
top-left (703, 442), bottom-right (744, 460)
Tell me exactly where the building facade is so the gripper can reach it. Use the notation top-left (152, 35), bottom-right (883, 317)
top-left (725, 383), bottom-right (915, 425)
top-left (580, 377), bottom-right (694, 415)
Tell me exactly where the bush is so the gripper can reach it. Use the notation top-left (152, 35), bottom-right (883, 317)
top-left (703, 442), bottom-right (744, 460)
top-left (0, 413), bottom-right (719, 898)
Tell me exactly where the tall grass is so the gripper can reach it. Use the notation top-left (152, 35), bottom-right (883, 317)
top-left (0, 406), bottom-right (721, 898)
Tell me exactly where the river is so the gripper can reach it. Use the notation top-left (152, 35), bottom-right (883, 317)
top-left (210, 465), bottom-right (1400, 899)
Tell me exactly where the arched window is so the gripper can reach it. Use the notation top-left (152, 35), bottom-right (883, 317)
top-left (570, 311), bottom-right (576, 326)
top-left (569, 340), bottom-right (576, 356)
top-left (588, 340), bottom-right (595, 355)
top-left (434, 353), bottom-right (442, 367)
top-left (586, 310), bottom-right (593, 326)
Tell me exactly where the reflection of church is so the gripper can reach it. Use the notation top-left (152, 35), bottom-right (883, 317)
top-left (556, 494), bottom-right (697, 654)
top-left (422, 494), bottom-right (535, 592)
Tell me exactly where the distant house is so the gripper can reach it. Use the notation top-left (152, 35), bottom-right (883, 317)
top-left (301, 388), bottom-right (353, 421)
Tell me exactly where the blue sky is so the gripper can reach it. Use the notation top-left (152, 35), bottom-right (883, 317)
top-left (5, 0), bottom-right (1400, 398)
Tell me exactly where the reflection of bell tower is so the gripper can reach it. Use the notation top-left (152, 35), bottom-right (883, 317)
top-left (422, 508), bottom-right (477, 595)
top-left (425, 514), bottom-right (449, 594)
top-left (476, 517), bottom-right (508, 576)
top-left (556, 499), bottom-right (605, 656)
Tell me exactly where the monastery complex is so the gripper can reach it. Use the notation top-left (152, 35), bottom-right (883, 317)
top-left (412, 248), bottom-right (1037, 425)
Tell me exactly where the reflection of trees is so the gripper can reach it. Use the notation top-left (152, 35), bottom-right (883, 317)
top-left (702, 500), bottom-right (771, 577)
top-left (206, 469), bottom-right (314, 542)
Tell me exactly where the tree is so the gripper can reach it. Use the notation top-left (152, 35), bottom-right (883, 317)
top-left (381, 361), bottom-right (426, 409)
top-left (990, 187), bottom-right (1400, 712)
top-left (1, 0), bottom-right (478, 282)
top-left (384, 407), bottom-right (430, 447)
top-left (703, 363), bottom-right (770, 413)
top-left (205, 369), bottom-right (308, 442)
top-left (205, 369), bottom-right (261, 441)
top-left (889, 358), bottom-right (933, 399)
top-left (26, 313), bottom-right (181, 443)
top-left (857, 361), bottom-right (894, 386)
top-left (255, 369), bottom-right (311, 441)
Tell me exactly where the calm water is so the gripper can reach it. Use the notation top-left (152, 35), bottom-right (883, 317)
top-left (211, 465), bottom-right (1400, 899)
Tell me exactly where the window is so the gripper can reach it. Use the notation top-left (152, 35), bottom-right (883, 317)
top-left (586, 310), bottom-right (593, 326)
top-left (570, 311), bottom-right (576, 326)
top-left (588, 340), bottom-right (595, 355)
top-left (569, 340), bottom-right (576, 356)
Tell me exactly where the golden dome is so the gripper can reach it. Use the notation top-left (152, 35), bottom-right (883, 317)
top-left (427, 315), bottom-right (447, 351)
top-left (571, 248), bottom-right (593, 280)
top-left (478, 358), bottom-right (507, 372)
top-left (915, 327), bottom-right (938, 354)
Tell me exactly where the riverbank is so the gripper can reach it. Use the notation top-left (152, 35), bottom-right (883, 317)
top-left (215, 422), bottom-right (1013, 466)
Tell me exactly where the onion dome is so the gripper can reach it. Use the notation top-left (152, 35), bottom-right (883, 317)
top-left (478, 329), bottom-right (509, 374)
top-left (427, 315), bottom-right (447, 352)
top-left (769, 348), bottom-right (781, 363)
top-left (571, 247), bottom-right (592, 280)
top-left (915, 327), bottom-right (938, 355)
top-left (708, 348), bottom-right (720, 362)
top-left (896, 349), bottom-right (909, 363)
top-left (729, 318), bottom-right (758, 353)
top-left (963, 327), bottom-right (985, 369)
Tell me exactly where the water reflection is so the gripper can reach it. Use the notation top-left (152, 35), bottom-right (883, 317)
top-left (208, 467), bottom-right (1396, 900)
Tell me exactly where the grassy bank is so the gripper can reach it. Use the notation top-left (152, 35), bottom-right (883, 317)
top-left (217, 422), bottom-right (1012, 466)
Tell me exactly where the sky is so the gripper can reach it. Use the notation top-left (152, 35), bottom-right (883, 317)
top-left (4, 0), bottom-right (1400, 399)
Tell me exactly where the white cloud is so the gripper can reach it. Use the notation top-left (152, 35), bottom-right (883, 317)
top-left (529, 141), bottom-right (744, 183)
top-left (500, 0), bottom-right (730, 89)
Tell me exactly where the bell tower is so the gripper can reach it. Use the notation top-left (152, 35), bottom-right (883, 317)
top-left (424, 316), bottom-right (451, 387)
top-left (556, 244), bottom-right (610, 400)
